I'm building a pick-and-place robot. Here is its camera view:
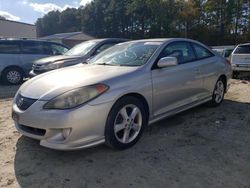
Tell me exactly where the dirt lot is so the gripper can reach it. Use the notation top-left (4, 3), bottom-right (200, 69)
top-left (0, 79), bottom-right (250, 188)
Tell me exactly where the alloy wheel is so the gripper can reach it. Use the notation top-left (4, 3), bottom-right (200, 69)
top-left (214, 80), bottom-right (225, 103)
top-left (114, 104), bottom-right (142, 144)
top-left (6, 70), bottom-right (21, 84)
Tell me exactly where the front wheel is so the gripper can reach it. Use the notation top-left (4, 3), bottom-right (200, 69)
top-left (2, 67), bottom-right (24, 85)
top-left (105, 96), bottom-right (147, 150)
top-left (208, 78), bottom-right (225, 107)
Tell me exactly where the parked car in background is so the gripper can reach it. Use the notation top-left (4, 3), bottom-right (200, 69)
top-left (231, 43), bottom-right (250, 78)
top-left (212, 46), bottom-right (234, 60)
top-left (29, 38), bottom-right (128, 77)
top-left (0, 39), bottom-right (69, 85)
top-left (12, 38), bottom-right (231, 150)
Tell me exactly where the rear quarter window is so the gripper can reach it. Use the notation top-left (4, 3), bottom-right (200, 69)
top-left (234, 45), bottom-right (250, 54)
top-left (0, 41), bottom-right (20, 54)
top-left (192, 43), bottom-right (214, 59)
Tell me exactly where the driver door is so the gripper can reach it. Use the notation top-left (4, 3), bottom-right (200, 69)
top-left (151, 41), bottom-right (203, 117)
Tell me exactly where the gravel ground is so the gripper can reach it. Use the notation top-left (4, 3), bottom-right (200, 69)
top-left (0, 79), bottom-right (250, 188)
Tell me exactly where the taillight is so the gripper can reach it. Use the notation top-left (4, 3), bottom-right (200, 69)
top-left (226, 59), bottom-right (231, 65)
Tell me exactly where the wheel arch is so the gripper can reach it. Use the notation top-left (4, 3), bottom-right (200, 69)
top-left (1, 65), bottom-right (25, 75)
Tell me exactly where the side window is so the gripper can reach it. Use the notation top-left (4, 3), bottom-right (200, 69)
top-left (0, 42), bottom-right (20, 54)
top-left (50, 44), bottom-right (68, 55)
top-left (192, 43), bottom-right (214, 59)
top-left (21, 42), bottom-right (48, 55)
top-left (159, 42), bottom-right (196, 64)
top-left (94, 43), bottom-right (116, 56)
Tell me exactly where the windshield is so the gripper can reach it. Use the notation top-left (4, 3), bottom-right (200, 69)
top-left (89, 42), bottom-right (161, 66)
top-left (65, 41), bottom-right (98, 56)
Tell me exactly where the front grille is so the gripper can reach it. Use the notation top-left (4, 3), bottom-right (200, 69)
top-left (18, 124), bottom-right (46, 136)
top-left (16, 94), bottom-right (37, 111)
top-left (32, 63), bottom-right (43, 70)
top-left (32, 64), bottom-right (47, 74)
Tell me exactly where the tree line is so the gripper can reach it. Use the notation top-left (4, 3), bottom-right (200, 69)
top-left (36, 0), bottom-right (250, 46)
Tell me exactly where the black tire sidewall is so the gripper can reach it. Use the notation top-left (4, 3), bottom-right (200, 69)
top-left (2, 67), bottom-right (23, 85)
top-left (105, 96), bottom-right (147, 150)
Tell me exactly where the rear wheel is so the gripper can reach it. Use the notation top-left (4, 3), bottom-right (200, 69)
top-left (105, 96), bottom-right (147, 150)
top-left (2, 67), bottom-right (24, 85)
top-left (208, 78), bottom-right (225, 107)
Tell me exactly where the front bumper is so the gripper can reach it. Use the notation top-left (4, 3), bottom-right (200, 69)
top-left (12, 100), bottom-right (113, 150)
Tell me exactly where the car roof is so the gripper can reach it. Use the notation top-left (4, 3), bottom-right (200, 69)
top-left (0, 39), bottom-right (69, 47)
top-left (120, 38), bottom-right (210, 46)
top-left (237, 43), bottom-right (250, 47)
top-left (89, 38), bottom-right (129, 43)
top-left (127, 38), bottom-right (210, 43)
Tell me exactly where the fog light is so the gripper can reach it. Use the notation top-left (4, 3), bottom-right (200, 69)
top-left (62, 128), bottom-right (72, 139)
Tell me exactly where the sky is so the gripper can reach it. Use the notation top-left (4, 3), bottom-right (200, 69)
top-left (0, 0), bottom-right (93, 24)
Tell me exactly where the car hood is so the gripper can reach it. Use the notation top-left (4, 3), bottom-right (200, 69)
top-left (19, 64), bottom-right (138, 100)
top-left (34, 55), bottom-right (83, 65)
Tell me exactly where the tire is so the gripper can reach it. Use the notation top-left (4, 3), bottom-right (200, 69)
top-left (2, 67), bottom-right (24, 85)
top-left (105, 96), bottom-right (147, 150)
top-left (207, 78), bottom-right (226, 107)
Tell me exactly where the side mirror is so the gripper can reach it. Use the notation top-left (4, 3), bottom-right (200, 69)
top-left (157, 57), bottom-right (178, 68)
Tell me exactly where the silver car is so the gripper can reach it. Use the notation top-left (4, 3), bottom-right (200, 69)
top-left (12, 38), bottom-right (232, 150)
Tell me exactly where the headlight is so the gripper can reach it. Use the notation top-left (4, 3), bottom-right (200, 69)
top-left (40, 61), bottom-right (65, 70)
top-left (43, 84), bottom-right (109, 109)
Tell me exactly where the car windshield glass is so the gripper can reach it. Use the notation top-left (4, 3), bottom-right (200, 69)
top-left (234, 45), bottom-right (250, 54)
top-left (89, 42), bottom-right (161, 66)
top-left (65, 41), bottom-right (98, 56)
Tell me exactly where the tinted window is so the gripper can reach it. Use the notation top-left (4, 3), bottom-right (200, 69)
top-left (21, 42), bottom-right (51, 55)
top-left (159, 42), bottom-right (196, 64)
top-left (50, 44), bottom-right (68, 55)
top-left (0, 41), bottom-right (20, 54)
top-left (193, 43), bottom-right (214, 59)
top-left (234, 45), bottom-right (250, 54)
